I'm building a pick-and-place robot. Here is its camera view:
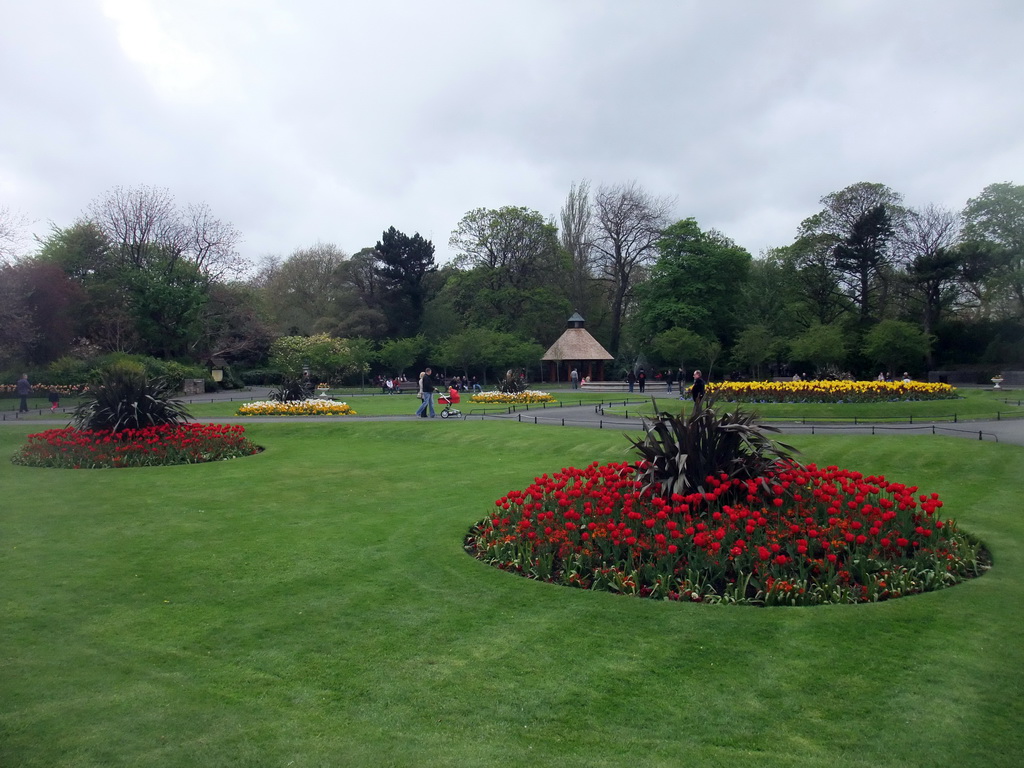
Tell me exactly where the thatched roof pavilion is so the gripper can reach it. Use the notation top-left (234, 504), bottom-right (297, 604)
top-left (541, 313), bottom-right (614, 382)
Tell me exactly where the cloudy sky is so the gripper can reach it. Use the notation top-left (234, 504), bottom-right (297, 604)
top-left (3, 0), bottom-right (1023, 268)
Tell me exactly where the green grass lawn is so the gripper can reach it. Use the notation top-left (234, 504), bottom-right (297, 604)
top-left (1, 420), bottom-right (1022, 767)
top-left (4, 386), bottom-right (1021, 423)
top-left (603, 386), bottom-right (1024, 422)
top-left (0, 389), bottom-right (630, 422)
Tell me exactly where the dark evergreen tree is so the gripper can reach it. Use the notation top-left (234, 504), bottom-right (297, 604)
top-left (374, 226), bottom-right (437, 338)
top-left (832, 204), bottom-right (894, 324)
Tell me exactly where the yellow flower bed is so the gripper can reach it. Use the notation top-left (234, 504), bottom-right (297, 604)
top-left (708, 380), bottom-right (957, 403)
top-left (236, 398), bottom-right (357, 416)
top-left (469, 390), bottom-right (556, 405)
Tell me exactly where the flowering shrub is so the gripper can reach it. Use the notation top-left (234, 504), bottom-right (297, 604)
top-left (708, 379), bottom-right (957, 403)
top-left (1, 383), bottom-right (87, 397)
top-left (466, 461), bottom-right (987, 605)
top-left (470, 390), bottom-right (556, 405)
top-left (11, 423), bottom-right (261, 469)
top-left (236, 398), bottom-right (356, 416)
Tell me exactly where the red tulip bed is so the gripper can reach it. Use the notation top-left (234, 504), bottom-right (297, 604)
top-left (466, 460), bottom-right (988, 605)
top-left (11, 423), bottom-right (261, 469)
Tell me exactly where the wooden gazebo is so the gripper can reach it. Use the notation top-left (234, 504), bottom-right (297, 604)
top-left (541, 313), bottom-right (614, 383)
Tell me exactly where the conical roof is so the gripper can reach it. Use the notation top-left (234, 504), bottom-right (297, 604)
top-left (541, 327), bottom-right (614, 361)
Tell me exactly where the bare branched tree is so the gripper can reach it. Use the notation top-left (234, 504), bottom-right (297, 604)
top-left (0, 205), bottom-right (30, 264)
top-left (184, 202), bottom-right (244, 280)
top-left (897, 205), bottom-right (964, 353)
top-left (88, 185), bottom-right (241, 279)
top-left (559, 180), bottom-right (594, 313)
top-left (590, 181), bottom-right (674, 356)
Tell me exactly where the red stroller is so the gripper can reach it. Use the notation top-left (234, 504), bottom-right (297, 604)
top-left (437, 387), bottom-right (462, 419)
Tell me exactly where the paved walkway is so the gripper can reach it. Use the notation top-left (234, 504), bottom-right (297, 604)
top-left (6, 389), bottom-right (1024, 447)
top-left (467, 402), bottom-right (1024, 446)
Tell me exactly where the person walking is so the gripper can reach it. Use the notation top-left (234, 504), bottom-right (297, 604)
top-left (416, 367), bottom-right (437, 418)
top-left (666, 369), bottom-right (675, 393)
top-left (638, 369), bottom-right (646, 393)
top-left (690, 369), bottom-right (706, 403)
top-left (15, 373), bottom-right (31, 413)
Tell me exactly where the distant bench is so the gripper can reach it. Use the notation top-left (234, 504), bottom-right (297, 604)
top-left (579, 381), bottom-right (677, 392)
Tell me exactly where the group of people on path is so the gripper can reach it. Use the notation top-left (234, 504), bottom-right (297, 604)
top-left (12, 374), bottom-right (60, 413)
top-left (413, 368), bottom-right (468, 418)
top-left (623, 368), bottom-right (704, 401)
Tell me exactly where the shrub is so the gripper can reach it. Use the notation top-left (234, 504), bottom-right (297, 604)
top-left (238, 369), bottom-right (283, 386)
top-left (627, 397), bottom-right (798, 500)
top-left (72, 362), bottom-right (191, 432)
top-left (269, 377), bottom-right (314, 402)
top-left (45, 356), bottom-right (93, 386)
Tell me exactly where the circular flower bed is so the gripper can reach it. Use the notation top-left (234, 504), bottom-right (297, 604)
top-left (709, 379), bottom-right (957, 403)
top-left (236, 398), bottom-right (357, 416)
top-left (11, 423), bottom-right (260, 469)
top-left (466, 460), bottom-right (988, 605)
top-left (469, 390), bottom-right (556, 405)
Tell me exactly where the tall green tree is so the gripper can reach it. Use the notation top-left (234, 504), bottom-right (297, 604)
top-left (269, 334), bottom-right (358, 382)
top-left (780, 235), bottom-right (852, 327)
top-left (649, 327), bottom-right (713, 377)
top-left (373, 227), bottom-right (437, 337)
top-left (962, 182), bottom-right (1024, 319)
top-left (832, 204), bottom-right (895, 324)
top-left (634, 218), bottom-right (752, 347)
top-left (862, 319), bottom-right (933, 377)
top-left (35, 220), bottom-right (134, 352)
top-left (738, 250), bottom-right (805, 338)
top-left (252, 243), bottom-right (360, 336)
top-left (0, 263), bottom-right (38, 366)
top-left (798, 182), bottom-right (906, 324)
top-left (788, 323), bottom-right (850, 376)
top-left (448, 206), bottom-right (570, 340)
top-left (730, 324), bottom-right (779, 379)
top-left (377, 336), bottom-right (424, 378)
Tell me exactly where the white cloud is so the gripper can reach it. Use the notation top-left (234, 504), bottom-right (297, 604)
top-left (1, 0), bottom-right (1023, 265)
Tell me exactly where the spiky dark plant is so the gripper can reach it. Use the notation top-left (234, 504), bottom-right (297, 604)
top-left (498, 377), bottom-right (524, 394)
top-left (269, 376), bottom-right (313, 402)
top-left (627, 396), bottom-right (799, 500)
top-left (72, 362), bottom-right (191, 432)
